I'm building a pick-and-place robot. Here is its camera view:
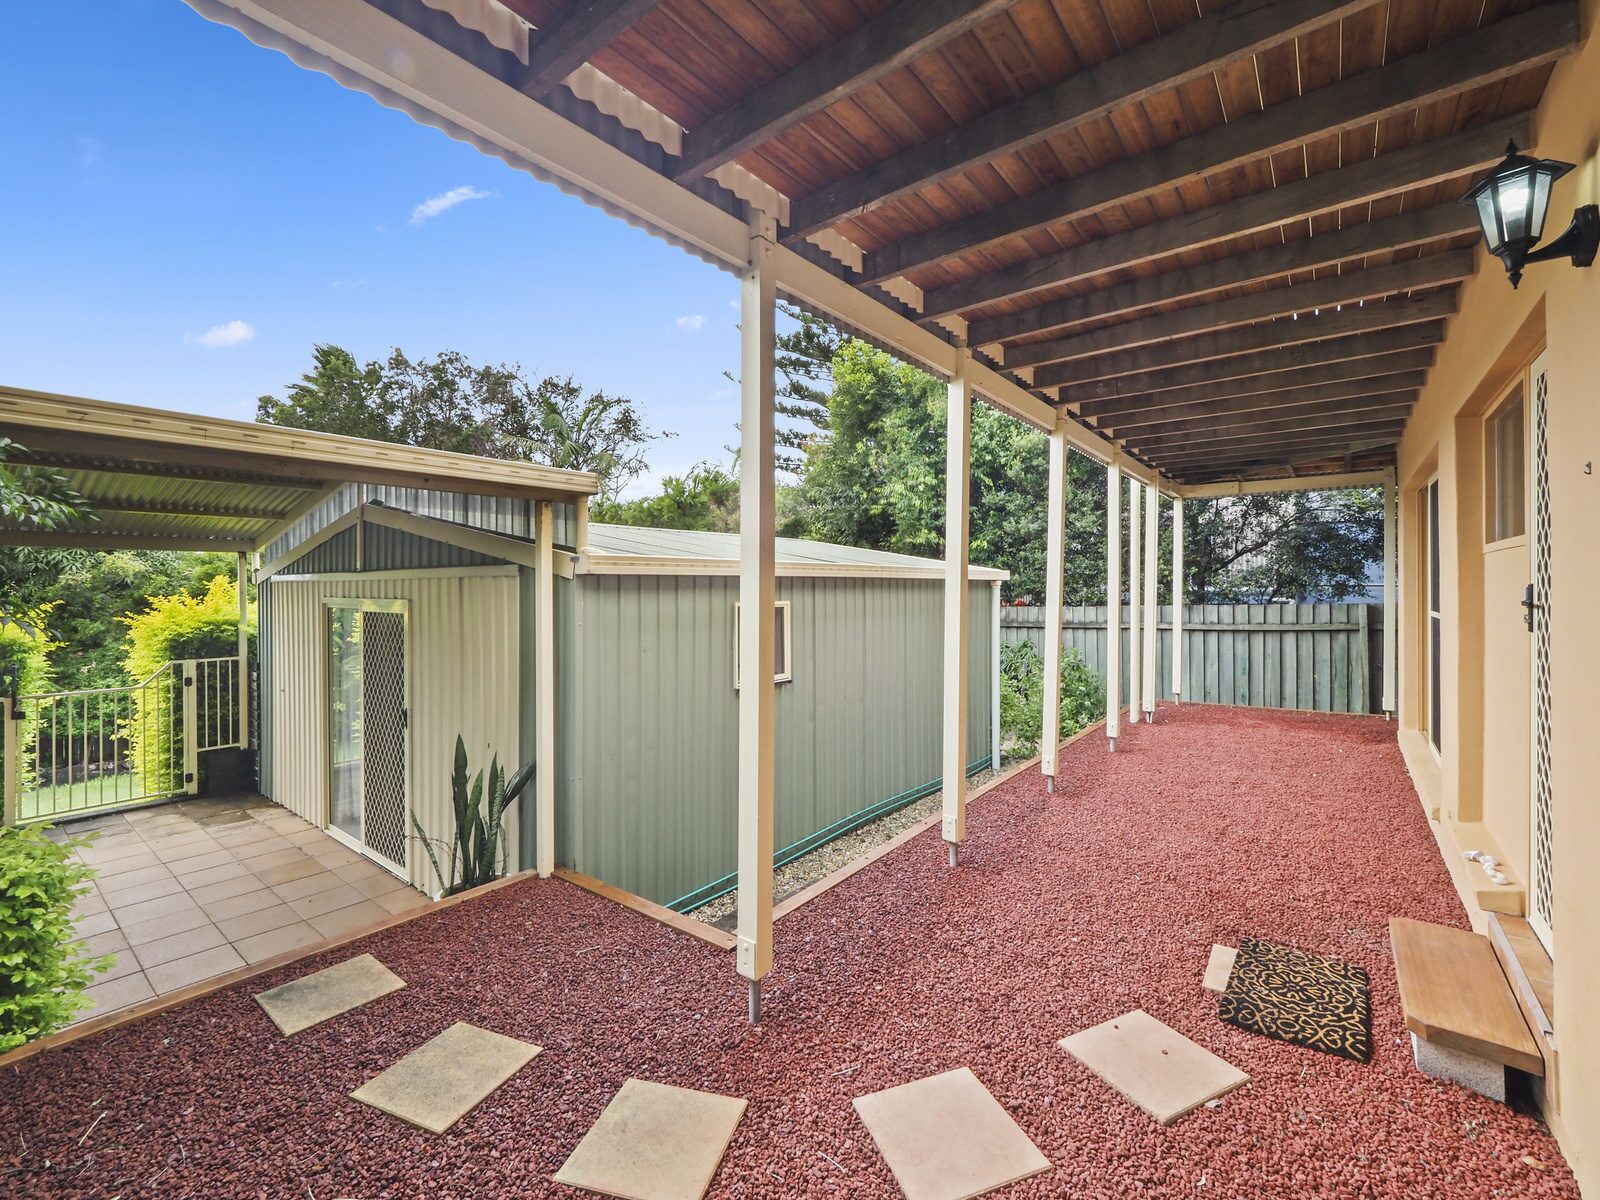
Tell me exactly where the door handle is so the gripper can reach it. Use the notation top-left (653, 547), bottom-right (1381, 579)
top-left (1522, 584), bottom-right (1540, 632)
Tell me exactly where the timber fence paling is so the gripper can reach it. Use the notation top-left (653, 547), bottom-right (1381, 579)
top-left (1000, 602), bottom-right (1384, 715)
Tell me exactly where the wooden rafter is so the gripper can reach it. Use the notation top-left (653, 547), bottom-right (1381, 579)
top-left (783, 0), bottom-right (1369, 240)
top-left (1141, 422), bottom-right (1408, 463)
top-left (1035, 291), bottom-right (1459, 389)
top-left (674, 0), bottom-right (1016, 183)
top-left (1092, 373), bottom-right (1428, 431)
top-left (1061, 325), bottom-right (1445, 405)
top-left (1009, 251), bottom-right (1472, 372)
top-left (518, 0), bottom-right (664, 99)
top-left (1122, 397), bottom-right (1417, 445)
top-left (924, 113), bottom-right (1525, 315)
top-left (860, 7), bottom-right (1575, 285)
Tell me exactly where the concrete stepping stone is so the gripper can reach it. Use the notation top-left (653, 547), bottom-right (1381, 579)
top-left (351, 1022), bottom-right (540, 1134)
top-left (553, 1078), bottom-right (747, 1200)
top-left (1059, 1009), bottom-right (1248, 1125)
top-left (852, 1067), bottom-right (1050, 1200)
top-left (254, 953), bottom-right (403, 1035)
top-left (1203, 944), bottom-right (1238, 993)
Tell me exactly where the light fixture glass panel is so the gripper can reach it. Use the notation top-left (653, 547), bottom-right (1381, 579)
top-left (1530, 171), bottom-right (1553, 241)
top-left (1475, 191), bottom-right (1500, 250)
top-left (1499, 168), bottom-right (1533, 244)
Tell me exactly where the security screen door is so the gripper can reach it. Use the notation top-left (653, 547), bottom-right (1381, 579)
top-left (1527, 352), bottom-right (1554, 954)
top-left (328, 601), bottom-right (409, 873)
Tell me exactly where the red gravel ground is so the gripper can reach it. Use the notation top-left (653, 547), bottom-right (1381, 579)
top-left (1, 706), bottom-right (1578, 1199)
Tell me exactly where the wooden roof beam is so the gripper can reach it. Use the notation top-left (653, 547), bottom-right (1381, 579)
top-left (925, 112), bottom-right (1524, 316)
top-left (518, 0), bottom-right (664, 99)
top-left (861, 5), bottom-right (1574, 286)
top-left (784, 0), bottom-right (1368, 240)
top-left (1078, 350), bottom-right (1435, 420)
top-left (674, 0), bottom-right (1016, 183)
top-left (1061, 324), bottom-right (1445, 404)
top-left (1121, 397), bottom-right (1418, 445)
top-left (1011, 249), bottom-right (1472, 371)
top-left (1093, 373), bottom-right (1427, 431)
top-left (1141, 423), bottom-right (1407, 464)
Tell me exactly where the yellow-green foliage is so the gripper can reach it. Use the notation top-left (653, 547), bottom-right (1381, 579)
top-left (0, 825), bottom-right (108, 1050)
top-left (121, 577), bottom-right (256, 792)
top-left (0, 610), bottom-right (58, 782)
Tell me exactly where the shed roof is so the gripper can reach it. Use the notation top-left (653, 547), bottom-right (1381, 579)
top-left (584, 522), bottom-right (1008, 581)
top-left (0, 387), bottom-right (600, 553)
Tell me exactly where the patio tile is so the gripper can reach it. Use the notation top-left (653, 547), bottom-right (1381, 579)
top-left (80, 837), bottom-right (153, 865)
top-left (852, 1068), bottom-right (1051, 1200)
top-left (256, 858), bottom-right (326, 887)
top-left (215, 825), bottom-right (279, 848)
top-left (335, 859), bottom-right (387, 884)
top-left (374, 887), bottom-right (431, 916)
top-left (216, 903), bottom-right (303, 942)
top-left (80, 929), bottom-right (130, 959)
top-left (350, 1022), bottom-right (539, 1134)
top-left (121, 904), bottom-right (216, 947)
top-left (145, 944), bottom-right (247, 994)
top-left (255, 953), bottom-right (405, 1035)
top-left (242, 845), bottom-right (309, 872)
top-left (85, 848), bottom-right (160, 876)
top-left (287, 884), bottom-right (366, 920)
top-left (175, 861), bottom-right (250, 889)
top-left (271, 869), bottom-right (352, 903)
top-left (313, 846), bottom-right (364, 869)
top-left (1203, 945), bottom-right (1238, 993)
top-left (284, 827), bottom-right (331, 847)
top-left (81, 971), bottom-right (156, 1019)
top-left (236, 920), bottom-right (325, 965)
top-left (200, 885), bottom-right (280, 920)
top-left (111, 891), bottom-right (201, 929)
top-left (90, 950), bottom-right (146, 984)
top-left (96, 860), bottom-right (174, 888)
top-left (143, 827), bottom-right (212, 851)
top-left (308, 899), bottom-right (390, 939)
top-left (155, 843), bottom-right (230, 870)
top-left (191, 875), bottom-right (269, 907)
top-left (133, 924), bottom-right (229, 970)
top-left (352, 871), bottom-right (411, 900)
top-left (73, 889), bottom-right (109, 918)
top-left (99, 875), bottom-right (185, 908)
top-left (71, 911), bottom-right (120, 940)
top-left (1058, 1009), bottom-right (1249, 1125)
top-left (553, 1079), bottom-right (746, 1200)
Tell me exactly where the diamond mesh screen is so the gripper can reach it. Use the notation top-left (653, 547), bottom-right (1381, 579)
top-left (1530, 366), bottom-right (1554, 941)
top-left (361, 611), bottom-right (408, 870)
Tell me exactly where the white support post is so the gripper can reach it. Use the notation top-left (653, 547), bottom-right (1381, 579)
top-left (736, 211), bottom-right (778, 1023)
top-left (942, 346), bottom-right (973, 863)
top-left (181, 659), bottom-right (199, 795)
top-left (1106, 463), bottom-right (1122, 752)
top-left (2, 697), bottom-right (18, 827)
top-left (236, 552), bottom-right (250, 750)
top-left (574, 495), bottom-right (590, 555)
top-left (990, 579), bottom-right (1002, 772)
top-left (1040, 420), bottom-right (1067, 788)
top-left (1127, 477), bottom-right (1142, 725)
top-left (1172, 498), bottom-right (1185, 703)
top-left (1382, 472), bottom-right (1397, 718)
top-left (535, 500), bottom-right (557, 878)
top-left (1142, 483), bottom-right (1158, 719)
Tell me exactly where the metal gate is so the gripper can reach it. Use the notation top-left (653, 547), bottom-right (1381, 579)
top-left (1528, 352), bottom-right (1555, 952)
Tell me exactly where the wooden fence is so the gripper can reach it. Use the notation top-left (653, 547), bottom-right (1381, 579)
top-left (1000, 603), bottom-right (1384, 715)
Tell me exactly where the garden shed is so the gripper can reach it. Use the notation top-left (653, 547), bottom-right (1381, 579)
top-left (256, 488), bottom-right (1002, 909)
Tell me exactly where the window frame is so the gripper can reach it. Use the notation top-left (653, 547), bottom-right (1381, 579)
top-left (1483, 380), bottom-right (1528, 547)
top-left (1424, 476), bottom-right (1442, 757)
top-left (733, 599), bottom-right (793, 687)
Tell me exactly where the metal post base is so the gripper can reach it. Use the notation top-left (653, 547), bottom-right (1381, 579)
top-left (1045, 775), bottom-right (1055, 794)
top-left (747, 978), bottom-right (761, 1025)
top-left (1108, 737), bottom-right (1118, 753)
top-left (947, 840), bottom-right (959, 867)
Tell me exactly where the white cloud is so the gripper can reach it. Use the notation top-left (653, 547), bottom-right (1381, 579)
top-left (186, 320), bottom-right (256, 349)
top-left (675, 314), bottom-right (706, 332)
top-left (408, 185), bottom-right (492, 226)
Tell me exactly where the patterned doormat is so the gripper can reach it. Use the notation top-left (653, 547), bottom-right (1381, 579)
top-left (1218, 936), bottom-right (1372, 1063)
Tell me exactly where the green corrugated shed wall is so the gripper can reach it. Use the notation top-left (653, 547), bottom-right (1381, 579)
top-left (534, 572), bottom-right (995, 909)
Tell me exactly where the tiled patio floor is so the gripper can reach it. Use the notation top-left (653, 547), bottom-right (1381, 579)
top-left (60, 796), bottom-right (428, 1021)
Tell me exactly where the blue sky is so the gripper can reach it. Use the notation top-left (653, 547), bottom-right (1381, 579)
top-left (0, 1), bottom-right (746, 496)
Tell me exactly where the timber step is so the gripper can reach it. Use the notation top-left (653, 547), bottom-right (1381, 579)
top-left (1389, 917), bottom-right (1543, 1076)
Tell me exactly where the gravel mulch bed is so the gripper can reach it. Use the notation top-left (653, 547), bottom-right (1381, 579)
top-left (691, 757), bottom-right (1019, 929)
top-left (0, 706), bottom-right (1578, 1199)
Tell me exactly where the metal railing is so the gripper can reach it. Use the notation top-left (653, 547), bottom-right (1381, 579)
top-left (1, 655), bottom-right (248, 825)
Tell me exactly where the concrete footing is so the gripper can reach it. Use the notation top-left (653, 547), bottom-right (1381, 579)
top-left (1412, 1033), bottom-right (1506, 1103)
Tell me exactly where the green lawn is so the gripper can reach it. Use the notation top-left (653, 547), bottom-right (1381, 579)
top-left (20, 773), bottom-right (179, 823)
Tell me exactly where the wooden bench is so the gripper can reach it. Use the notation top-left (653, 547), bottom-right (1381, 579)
top-left (1390, 917), bottom-right (1542, 1100)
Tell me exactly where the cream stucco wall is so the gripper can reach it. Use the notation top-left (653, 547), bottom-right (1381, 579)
top-left (1395, 4), bottom-right (1600, 1189)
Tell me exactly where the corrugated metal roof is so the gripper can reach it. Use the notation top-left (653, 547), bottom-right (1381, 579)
top-left (584, 523), bottom-right (1009, 581)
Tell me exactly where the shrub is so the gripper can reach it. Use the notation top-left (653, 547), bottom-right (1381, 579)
top-left (999, 641), bottom-right (1105, 755)
top-left (0, 825), bottom-right (108, 1050)
top-left (412, 736), bottom-right (536, 897)
top-left (120, 577), bottom-right (255, 793)
top-left (0, 610), bottom-right (58, 786)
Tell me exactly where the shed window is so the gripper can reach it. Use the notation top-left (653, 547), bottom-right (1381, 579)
top-left (1485, 385), bottom-right (1526, 542)
top-left (734, 600), bottom-right (792, 686)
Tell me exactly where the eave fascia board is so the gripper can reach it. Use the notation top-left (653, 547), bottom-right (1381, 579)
top-left (1175, 469), bottom-right (1391, 499)
top-left (577, 554), bottom-right (1010, 582)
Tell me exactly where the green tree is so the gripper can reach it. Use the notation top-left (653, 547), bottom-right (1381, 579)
top-left (258, 344), bottom-right (669, 499)
top-left (590, 463), bottom-right (740, 532)
top-left (0, 438), bottom-right (89, 534)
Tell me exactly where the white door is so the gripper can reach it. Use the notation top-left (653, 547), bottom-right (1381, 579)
top-left (1526, 353), bottom-right (1554, 953)
top-left (327, 600), bottom-right (410, 875)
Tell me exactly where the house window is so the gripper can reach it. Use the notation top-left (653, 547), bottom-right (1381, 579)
top-left (1426, 478), bottom-right (1442, 754)
top-left (1485, 385), bottom-right (1526, 542)
top-left (734, 600), bottom-right (792, 686)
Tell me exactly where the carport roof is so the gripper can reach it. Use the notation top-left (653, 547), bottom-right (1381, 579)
top-left (0, 387), bottom-right (600, 553)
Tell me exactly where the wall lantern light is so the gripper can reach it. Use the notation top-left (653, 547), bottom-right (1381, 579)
top-left (1460, 140), bottom-right (1599, 289)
